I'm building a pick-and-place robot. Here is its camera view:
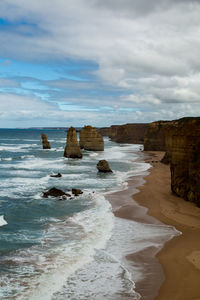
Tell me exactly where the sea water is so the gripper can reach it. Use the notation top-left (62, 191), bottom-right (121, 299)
top-left (0, 129), bottom-right (179, 300)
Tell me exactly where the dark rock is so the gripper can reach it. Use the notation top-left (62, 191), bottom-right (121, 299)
top-left (42, 187), bottom-right (70, 198)
top-left (161, 152), bottom-right (171, 165)
top-left (72, 188), bottom-right (83, 196)
top-left (50, 173), bottom-right (62, 178)
top-left (97, 160), bottom-right (112, 173)
top-left (41, 133), bottom-right (51, 149)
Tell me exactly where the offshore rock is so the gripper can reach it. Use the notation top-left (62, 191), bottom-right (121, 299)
top-left (43, 187), bottom-right (70, 198)
top-left (97, 160), bottom-right (112, 173)
top-left (41, 133), bottom-right (51, 149)
top-left (50, 173), bottom-right (62, 178)
top-left (72, 188), bottom-right (83, 196)
top-left (166, 117), bottom-right (200, 207)
top-left (99, 123), bottom-right (148, 144)
top-left (80, 125), bottom-right (104, 151)
top-left (64, 127), bottom-right (82, 158)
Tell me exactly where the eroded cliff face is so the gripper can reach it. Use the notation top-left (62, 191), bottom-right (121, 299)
top-left (99, 124), bottom-right (148, 144)
top-left (64, 127), bottom-right (82, 158)
top-left (166, 118), bottom-right (200, 206)
top-left (41, 133), bottom-right (51, 149)
top-left (143, 121), bottom-right (176, 151)
top-left (80, 125), bottom-right (104, 151)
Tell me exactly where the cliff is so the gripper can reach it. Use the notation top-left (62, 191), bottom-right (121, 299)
top-left (41, 133), bottom-right (51, 149)
top-left (80, 125), bottom-right (104, 151)
top-left (99, 124), bottom-right (148, 144)
top-left (64, 127), bottom-right (82, 158)
top-left (165, 117), bottom-right (200, 206)
top-left (143, 121), bottom-right (178, 151)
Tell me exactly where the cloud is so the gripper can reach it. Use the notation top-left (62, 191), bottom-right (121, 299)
top-left (0, 0), bottom-right (200, 126)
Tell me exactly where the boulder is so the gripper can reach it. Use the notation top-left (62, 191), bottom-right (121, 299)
top-left (43, 187), bottom-right (70, 198)
top-left (72, 188), bottom-right (83, 196)
top-left (50, 173), bottom-right (62, 178)
top-left (80, 125), bottom-right (104, 151)
top-left (97, 160), bottom-right (112, 173)
top-left (64, 127), bottom-right (82, 158)
top-left (41, 133), bottom-right (51, 149)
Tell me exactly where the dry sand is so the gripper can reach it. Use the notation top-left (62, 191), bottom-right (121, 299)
top-left (134, 151), bottom-right (200, 300)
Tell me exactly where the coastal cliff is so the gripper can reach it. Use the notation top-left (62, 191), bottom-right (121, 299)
top-left (99, 123), bottom-right (148, 144)
top-left (80, 125), bottom-right (104, 151)
top-left (166, 118), bottom-right (200, 206)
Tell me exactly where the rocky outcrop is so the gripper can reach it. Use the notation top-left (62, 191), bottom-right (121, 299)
top-left (80, 126), bottom-right (104, 151)
top-left (97, 160), bottom-right (112, 173)
top-left (166, 117), bottom-right (200, 207)
top-left (64, 127), bottom-right (82, 158)
top-left (41, 133), bottom-right (51, 149)
top-left (43, 187), bottom-right (70, 198)
top-left (72, 188), bottom-right (83, 196)
top-left (50, 173), bottom-right (62, 178)
top-left (99, 124), bottom-right (148, 144)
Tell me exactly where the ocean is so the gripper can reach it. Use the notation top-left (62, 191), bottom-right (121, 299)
top-left (0, 129), bottom-right (179, 300)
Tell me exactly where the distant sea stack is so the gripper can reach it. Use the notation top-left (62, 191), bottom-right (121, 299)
top-left (80, 125), bottom-right (104, 151)
top-left (64, 127), bottom-right (82, 158)
top-left (99, 123), bottom-right (148, 144)
top-left (41, 133), bottom-right (51, 149)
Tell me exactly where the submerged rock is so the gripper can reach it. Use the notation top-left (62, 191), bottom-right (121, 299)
top-left (64, 127), bottom-right (82, 158)
top-left (97, 160), bottom-right (112, 173)
top-left (41, 133), bottom-right (51, 149)
top-left (50, 173), bottom-right (62, 178)
top-left (72, 188), bottom-right (83, 196)
top-left (43, 187), bottom-right (70, 198)
top-left (80, 125), bottom-right (104, 151)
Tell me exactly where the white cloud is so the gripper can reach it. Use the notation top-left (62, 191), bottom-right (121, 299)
top-left (0, 0), bottom-right (200, 125)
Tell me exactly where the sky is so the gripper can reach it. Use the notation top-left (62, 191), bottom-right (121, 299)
top-left (0, 0), bottom-right (200, 127)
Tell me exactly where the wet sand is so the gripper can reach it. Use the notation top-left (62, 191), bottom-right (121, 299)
top-left (107, 151), bottom-right (200, 300)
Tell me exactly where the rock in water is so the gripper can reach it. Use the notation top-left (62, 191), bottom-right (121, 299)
top-left (79, 125), bottom-right (104, 151)
top-left (64, 127), bottom-right (82, 158)
top-left (50, 173), bottom-right (62, 178)
top-left (43, 187), bottom-right (70, 198)
top-left (97, 160), bottom-right (112, 173)
top-left (72, 188), bottom-right (83, 196)
top-left (41, 133), bottom-right (51, 149)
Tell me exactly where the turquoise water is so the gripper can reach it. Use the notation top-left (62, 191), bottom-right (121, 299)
top-left (0, 129), bottom-right (179, 300)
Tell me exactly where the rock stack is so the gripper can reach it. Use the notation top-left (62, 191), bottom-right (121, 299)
top-left (41, 133), bottom-right (51, 149)
top-left (97, 160), bottom-right (112, 173)
top-left (64, 127), bottom-right (82, 158)
top-left (79, 125), bottom-right (104, 151)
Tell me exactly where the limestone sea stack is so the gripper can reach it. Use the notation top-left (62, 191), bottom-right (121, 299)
top-left (97, 160), bottom-right (112, 173)
top-left (79, 125), bottom-right (104, 151)
top-left (64, 127), bottom-right (82, 158)
top-left (41, 133), bottom-right (51, 149)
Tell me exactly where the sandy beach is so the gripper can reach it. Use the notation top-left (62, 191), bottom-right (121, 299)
top-left (107, 151), bottom-right (200, 300)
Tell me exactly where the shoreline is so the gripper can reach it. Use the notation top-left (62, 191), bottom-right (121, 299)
top-left (106, 150), bottom-right (200, 300)
top-left (134, 151), bottom-right (200, 300)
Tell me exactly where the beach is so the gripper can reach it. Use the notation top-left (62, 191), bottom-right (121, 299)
top-left (108, 151), bottom-right (200, 300)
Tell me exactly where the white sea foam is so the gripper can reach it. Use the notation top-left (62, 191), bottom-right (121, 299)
top-left (0, 215), bottom-right (8, 226)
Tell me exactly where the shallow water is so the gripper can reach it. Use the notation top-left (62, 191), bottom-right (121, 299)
top-left (0, 129), bottom-right (179, 299)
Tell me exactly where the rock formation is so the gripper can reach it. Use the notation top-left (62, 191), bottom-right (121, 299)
top-left (41, 133), bottom-right (51, 149)
top-left (79, 125), bottom-right (104, 151)
top-left (43, 187), bottom-right (70, 198)
top-left (50, 173), bottom-right (62, 178)
top-left (166, 117), bottom-right (200, 207)
top-left (99, 124), bottom-right (148, 144)
top-left (97, 160), bottom-right (112, 173)
top-left (64, 127), bottom-right (82, 158)
top-left (72, 188), bottom-right (83, 196)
